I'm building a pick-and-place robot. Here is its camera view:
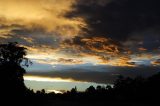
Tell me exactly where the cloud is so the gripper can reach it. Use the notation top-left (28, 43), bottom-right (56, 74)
top-left (59, 36), bottom-right (142, 66)
top-left (31, 57), bottom-right (84, 65)
top-left (151, 59), bottom-right (160, 66)
top-left (0, 0), bottom-right (86, 61)
top-left (57, 58), bottom-right (83, 64)
top-left (123, 28), bottom-right (160, 52)
top-left (138, 47), bottom-right (147, 51)
top-left (26, 65), bottom-right (160, 84)
top-left (68, 0), bottom-right (160, 39)
top-left (0, 24), bottom-right (61, 51)
top-left (0, 0), bottom-right (86, 37)
top-left (107, 56), bottom-right (136, 67)
top-left (66, 0), bottom-right (160, 52)
top-left (61, 36), bottom-right (122, 54)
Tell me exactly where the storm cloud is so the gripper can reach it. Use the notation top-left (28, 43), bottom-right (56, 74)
top-left (66, 0), bottom-right (160, 51)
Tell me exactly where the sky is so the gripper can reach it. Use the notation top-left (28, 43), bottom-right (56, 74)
top-left (0, 0), bottom-right (160, 92)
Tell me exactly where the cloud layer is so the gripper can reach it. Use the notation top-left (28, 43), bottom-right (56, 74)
top-left (26, 65), bottom-right (160, 84)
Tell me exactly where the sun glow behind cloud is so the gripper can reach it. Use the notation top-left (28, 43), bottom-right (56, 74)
top-left (24, 75), bottom-right (78, 83)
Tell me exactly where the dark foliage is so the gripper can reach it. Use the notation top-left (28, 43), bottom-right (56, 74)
top-left (0, 42), bottom-right (33, 105)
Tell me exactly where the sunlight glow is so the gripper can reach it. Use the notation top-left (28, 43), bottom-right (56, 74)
top-left (24, 75), bottom-right (77, 83)
top-left (47, 89), bottom-right (63, 94)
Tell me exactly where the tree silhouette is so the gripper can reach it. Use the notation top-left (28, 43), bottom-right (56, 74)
top-left (71, 86), bottom-right (77, 94)
top-left (0, 42), bottom-right (31, 98)
top-left (0, 42), bottom-right (31, 66)
top-left (86, 86), bottom-right (96, 93)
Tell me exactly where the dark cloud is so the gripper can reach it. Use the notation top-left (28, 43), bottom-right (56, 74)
top-left (123, 28), bottom-right (160, 52)
top-left (66, 0), bottom-right (160, 52)
top-left (68, 0), bottom-right (160, 39)
top-left (26, 66), bottom-right (160, 84)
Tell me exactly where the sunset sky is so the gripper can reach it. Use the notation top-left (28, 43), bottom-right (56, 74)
top-left (0, 0), bottom-right (160, 92)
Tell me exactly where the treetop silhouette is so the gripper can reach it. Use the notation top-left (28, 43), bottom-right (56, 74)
top-left (0, 42), bottom-right (31, 67)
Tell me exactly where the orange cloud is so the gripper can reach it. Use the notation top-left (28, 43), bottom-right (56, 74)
top-left (0, 0), bottom-right (86, 37)
top-left (138, 47), bottom-right (147, 51)
top-left (151, 59), bottom-right (160, 66)
top-left (104, 56), bottom-right (136, 67)
top-left (57, 58), bottom-right (83, 65)
top-left (59, 36), bottom-right (130, 65)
